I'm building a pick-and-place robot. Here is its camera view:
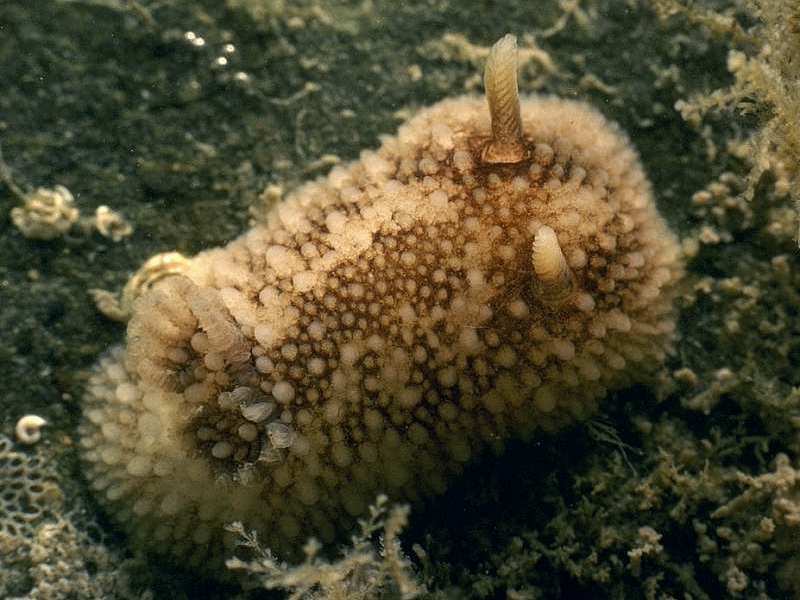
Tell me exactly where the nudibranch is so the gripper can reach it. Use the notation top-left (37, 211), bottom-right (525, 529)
top-left (79, 34), bottom-right (683, 569)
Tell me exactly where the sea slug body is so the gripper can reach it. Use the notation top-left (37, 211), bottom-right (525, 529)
top-left (79, 35), bottom-right (683, 569)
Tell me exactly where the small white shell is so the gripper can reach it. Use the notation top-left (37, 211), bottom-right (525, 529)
top-left (241, 401), bottom-right (275, 423)
top-left (266, 422), bottom-right (294, 448)
top-left (15, 415), bottom-right (47, 445)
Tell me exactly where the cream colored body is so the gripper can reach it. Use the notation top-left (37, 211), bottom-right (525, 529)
top-left (80, 38), bottom-right (682, 570)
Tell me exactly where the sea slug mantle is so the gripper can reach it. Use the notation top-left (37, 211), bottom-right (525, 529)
top-left (79, 34), bottom-right (683, 569)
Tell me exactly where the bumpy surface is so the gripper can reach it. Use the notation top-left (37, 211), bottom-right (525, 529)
top-left (80, 92), bottom-right (682, 568)
top-left (0, 434), bottom-right (56, 550)
top-left (10, 185), bottom-right (79, 241)
top-left (0, 434), bottom-right (141, 599)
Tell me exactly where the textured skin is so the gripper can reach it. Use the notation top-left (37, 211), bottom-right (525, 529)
top-left (79, 94), bottom-right (682, 570)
